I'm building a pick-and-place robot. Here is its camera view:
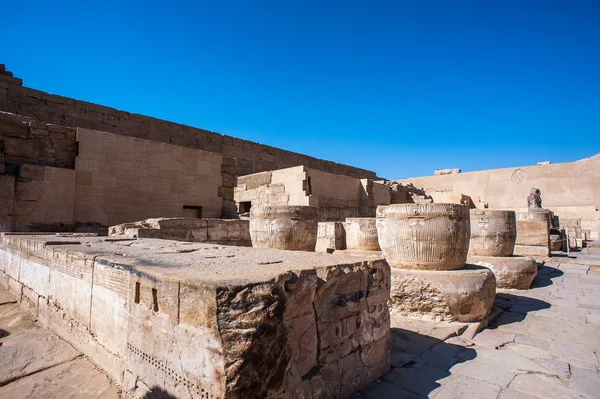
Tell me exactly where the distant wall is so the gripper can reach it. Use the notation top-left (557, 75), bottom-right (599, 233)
top-left (0, 76), bottom-right (377, 180)
top-left (400, 157), bottom-right (600, 224)
top-left (75, 128), bottom-right (223, 227)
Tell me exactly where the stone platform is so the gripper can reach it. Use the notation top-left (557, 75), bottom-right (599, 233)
top-left (390, 266), bottom-right (496, 323)
top-left (0, 233), bottom-right (391, 398)
top-left (469, 255), bottom-right (538, 290)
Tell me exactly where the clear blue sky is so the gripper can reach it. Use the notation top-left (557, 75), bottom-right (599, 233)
top-left (2, 1), bottom-right (599, 179)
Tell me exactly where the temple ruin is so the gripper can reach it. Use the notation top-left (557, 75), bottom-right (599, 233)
top-left (1, 64), bottom-right (600, 398)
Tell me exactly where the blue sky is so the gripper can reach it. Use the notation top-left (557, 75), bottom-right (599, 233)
top-left (2, 1), bottom-right (599, 179)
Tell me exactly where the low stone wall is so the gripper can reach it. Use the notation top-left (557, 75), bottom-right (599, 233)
top-left (109, 218), bottom-right (251, 247)
top-left (0, 233), bottom-right (390, 398)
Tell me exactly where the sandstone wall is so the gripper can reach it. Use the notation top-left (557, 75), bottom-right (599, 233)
top-left (0, 74), bottom-right (376, 179)
top-left (399, 156), bottom-right (600, 235)
top-left (12, 165), bottom-right (76, 231)
top-left (74, 128), bottom-right (223, 227)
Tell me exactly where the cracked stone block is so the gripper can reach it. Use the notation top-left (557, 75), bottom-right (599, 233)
top-left (389, 265), bottom-right (496, 322)
top-left (468, 255), bottom-right (538, 289)
top-left (1, 234), bottom-right (391, 399)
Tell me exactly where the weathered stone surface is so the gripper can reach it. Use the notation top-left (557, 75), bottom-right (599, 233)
top-left (344, 217), bottom-right (380, 251)
top-left (469, 209), bottom-right (517, 257)
top-left (376, 203), bottom-right (470, 270)
top-left (315, 221), bottom-right (345, 253)
top-left (0, 304), bottom-right (81, 385)
top-left (514, 212), bottom-right (551, 257)
top-left (468, 255), bottom-right (537, 289)
top-left (435, 375), bottom-right (502, 399)
top-left (109, 217), bottom-right (252, 246)
top-left (389, 265), bottom-right (496, 322)
top-left (0, 286), bottom-right (119, 399)
top-left (250, 205), bottom-right (318, 251)
top-left (0, 233), bottom-right (391, 398)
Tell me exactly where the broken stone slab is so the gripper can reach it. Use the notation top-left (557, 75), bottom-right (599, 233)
top-left (0, 233), bottom-right (390, 398)
top-left (389, 265), bottom-right (496, 322)
top-left (109, 217), bottom-right (252, 246)
top-left (468, 255), bottom-right (538, 289)
top-left (376, 204), bottom-right (470, 270)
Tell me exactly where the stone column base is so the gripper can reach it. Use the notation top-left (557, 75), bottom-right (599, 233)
top-left (390, 265), bottom-right (496, 323)
top-left (468, 255), bottom-right (538, 290)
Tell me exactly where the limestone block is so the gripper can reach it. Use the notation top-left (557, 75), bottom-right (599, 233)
top-left (344, 218), bottom-right (380, 251)
top-left (0, 234), bottom-right (390, 398)
top-left (18, 256), bottom-right (50, 299)
top-left (0, 175), bottom-right (15, 199)
top-left (315, 221), bottom-right (345, 252)
top-left (468, 255), bottom-right (537, 290)
top-left (19, 164), bottom-right (45, 180)
top-left (377, 203), bottom-right (470, 270)
top-left (469, 209), bottom-right (516, 257)
top-left (49, 248), bottom-right (94, 326)
top-left (3, 136), bottom-right (40, 163)
top-left (250, 206), bottom-right (318, 251)
top-left (15, 178), bottom-right (44, 201)
top-left (514, 245), bottom-right (550, 257)
top-left (515, 212), bottom-right (550, 247)
top-left (90, 260), bottom-right (131, 357)
top-left (389, 265), bottom-right (496, 322)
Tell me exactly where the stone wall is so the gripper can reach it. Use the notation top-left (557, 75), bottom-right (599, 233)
top-left (0, 114), bottom-right (226, 231)
top-left (0, 68), bottom-right (377, 180)
top-left (235, 166), bottom-right (391, 221)
top-left (0, 233), bottom-right (391, 398)
top-left (399, 155), bottom-right (600, 236)
top-left (74, 128), bottom-right (223, 227)
top-left (13, 165), bottom-right (76, 231)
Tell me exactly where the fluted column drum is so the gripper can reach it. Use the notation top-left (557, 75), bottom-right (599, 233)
top-left (344, 218), bottom-right (381, 251)
top-left (469, 210), bottom-right (516, 257)
top-left (376, 203), bottom-right (470, 270)
top-left (249, 206), bottom-right (318, 251)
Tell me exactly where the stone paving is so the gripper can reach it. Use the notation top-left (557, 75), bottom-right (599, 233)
top-left (0, 287), bottom-right (119, 399)
top-left (354, 249), bottom-right (600, 399)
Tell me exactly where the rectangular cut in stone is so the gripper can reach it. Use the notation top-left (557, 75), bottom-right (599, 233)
top-left (0, 233), bottom-right (390, 399)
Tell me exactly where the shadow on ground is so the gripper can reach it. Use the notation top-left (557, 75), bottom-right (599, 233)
top-left (143, 387), bottom-right (178, 399)
top-left (530, 264), bottom-right (564, 288)
top-left (353, 328), bottom-right (477, 398)
top-left (488, 293), bottom-right (551, 330)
